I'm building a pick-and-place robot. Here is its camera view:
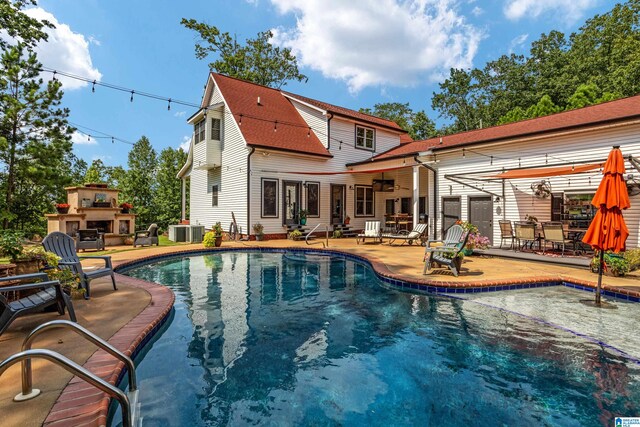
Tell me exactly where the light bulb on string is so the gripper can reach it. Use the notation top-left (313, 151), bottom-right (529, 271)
top-left (167, 98), bottom-right (171, 111)
top-left (339, 141), bottom-right (342, 150)
top-left (462, 148), bottom-right (465, 158)
top-left (92, 80), bottom-right (96, 93)
top-left (274, 121), bottom-right (278, 132)
top-left (239, 114), bottom-right (242, 126)
top-left (518, 158), bottom-right (521, 168)
top-left (490, 156), bottom-right (493, 166)
top-left (52, 71), bottom-right (57, 81)
top-left (111, 137), bottom-right (115, 144)
top-left (130, 90), bottom-right (134, 102)
top-left (307, 127), bottom-right (311, 137)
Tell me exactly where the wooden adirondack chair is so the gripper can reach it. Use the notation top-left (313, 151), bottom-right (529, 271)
top-left (423, 225), bottom-right (468, 277)
top-left (0, 272), bottom-right (76, 336)
top-left (42, 232), bottom-right (117, 299)
top-left (356, 221), bottom-right (382, 244)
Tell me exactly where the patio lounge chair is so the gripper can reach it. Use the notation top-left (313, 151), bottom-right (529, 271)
top-left (499, 220), bottom-right (515, 249)
top-left (385, 223), bottom-right (429, 246)
top-left (0, 272), bottom-right (76, 336)
top-left (42, 232), bottom-right (117, 299)
top-left (514, 222), bottom-right (537, 251)
top-left (133, 224), bottom-right (159, 247)
top-left (541, 222), bottom-right (575, 256)
top-left (423, 230), bottom-right (470, 277)
top-left (356, 221), bottom-right (382, 244)
top-left (75, 229), bottom-right (105, 252)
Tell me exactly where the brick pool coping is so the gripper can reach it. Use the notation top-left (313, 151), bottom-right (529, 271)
top-left (42, 245), bottom-right (640, 427)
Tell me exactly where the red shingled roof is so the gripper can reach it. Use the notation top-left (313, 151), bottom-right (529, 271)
top-left (369, 94), bottom-right (640, 163)
top-left (283, 92), bottom-right (406, 133)
top-left (212, 73), bottom-right (332, 158)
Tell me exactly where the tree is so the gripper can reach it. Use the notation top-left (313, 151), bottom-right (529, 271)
top-left (410, 111), bottom-right (437, 140)
top-left (0, 0), bottom-right (52, 50)
top-left (122, 136), bottom-right (157, 227)
top-left (431, 68), bottom-right (487, 133)
top-left (181, 19), bottom-right (307, 88)
top-left (84, 159), bottom-right (108, 184)
top-left (0, 44), bottom-right (73, 230)
top-left (155, 147), bottom-right (188, 230)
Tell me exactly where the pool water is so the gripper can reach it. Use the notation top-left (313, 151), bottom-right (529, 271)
top-left (119, 251), bottom-right (640, 426)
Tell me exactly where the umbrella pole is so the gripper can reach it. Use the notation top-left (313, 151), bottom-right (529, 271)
top-left (596, 250), bottom-right (604, 305)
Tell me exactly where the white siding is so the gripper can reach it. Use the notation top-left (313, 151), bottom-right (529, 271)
top-left (189, 84), bottom-right (249, 233)
top-left (289, 99), bottom-right (328, 147)
top-left (432, 123), bottom-right (640, 247)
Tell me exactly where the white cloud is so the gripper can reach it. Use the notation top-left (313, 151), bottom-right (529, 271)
top-left (503, 0), bottom-right (597, 21)
top-left (269, 0), bottom-right (482, 92)
top-left (174, 111), bottom-right (187, 118)
top-left (25, 8), bottom-right (102, 90)
top-left (71, 130), bottom-right (97, 145)
top-left (508, 33), bottom-right (528, 53)
top-left (471, 6), bottom-right (483, 16)
top-left (87, 35), bottom-right (101, 46)
top-left (179, 136), bottom-right (191, 152)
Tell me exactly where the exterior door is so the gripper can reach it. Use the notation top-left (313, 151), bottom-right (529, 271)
top-left (283, 181), bottom-right (301, 225)
top-left (442, 197), bottom-right (461, 234)
top-left (469, 196), bottom-right (493, 244)
top-left (331, 184), bottom-right (345, 224)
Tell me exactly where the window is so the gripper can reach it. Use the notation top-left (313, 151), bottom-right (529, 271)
top-left (385, 199), bottom-right (395, 215)
top-left (194, 119), bottom-right (205, 144)
top-left (355, 125), bottom-right (375, 150)
top-left (401, 197), bottom-right (411, 214)
top-left (212, 185), bottom-right (219, 207)
top-left (262, 178), bottom-right (278, 217)
top-left (306, 182), bottom-right (320, 217)
top-left (355, 185), bottom-right (374, 217)
top-left (211, 118), bottom-right (221, 140)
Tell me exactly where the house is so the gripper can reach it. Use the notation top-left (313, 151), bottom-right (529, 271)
top-left (177, 73), bottom-right (430, 238)
top-left (179, 73), bottom-right (640, 247)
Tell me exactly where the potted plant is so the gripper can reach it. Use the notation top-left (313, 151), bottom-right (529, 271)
top-left (119, 202), bottom-right (133, 214)
top-left (344, 215), bottom-right (351, 225)
top-left (289, 229), bottom-right (303, 240)
top-left (204, 222), bottom-right (224, 248)
top-left (46, 268), bottom-right (84, 299)
top-left (524, 214), bottom-right (538, 224)
top-left (55, 203), bottom-right (70, 214)
top-left (464, 233), bottom-right (490, 255)
top-left (123, 234), bottom-right (135, 245)
top-left (252, 223), bottom-right (265, 241)
top-left (333, 230), bottom-right (343, 238)
top-left (299, 209), bottom-right (308, 226)
top-left (591, 251), bottom-right (630, 277)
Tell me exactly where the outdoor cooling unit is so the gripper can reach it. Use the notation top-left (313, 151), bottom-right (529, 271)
top-left (168, 225), bottom-right (205, 243)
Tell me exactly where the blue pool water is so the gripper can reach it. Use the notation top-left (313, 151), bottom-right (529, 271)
top-left (119, 251), bottom-right (640, 426)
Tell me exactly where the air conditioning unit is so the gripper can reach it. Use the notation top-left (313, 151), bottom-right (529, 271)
top-left (168, 225), bottom-right (188, 242)
top-left (188, 225), bottom-right (205, 243)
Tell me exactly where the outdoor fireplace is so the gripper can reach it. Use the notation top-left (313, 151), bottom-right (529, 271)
top-left (87, 220), bottom-right (113, 234)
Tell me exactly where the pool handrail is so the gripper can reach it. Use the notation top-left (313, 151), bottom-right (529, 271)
top-left (306, 223), bottom-right (329, 248)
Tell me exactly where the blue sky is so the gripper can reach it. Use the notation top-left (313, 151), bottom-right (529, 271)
top-left (31, 0), bottom-right (614, 168)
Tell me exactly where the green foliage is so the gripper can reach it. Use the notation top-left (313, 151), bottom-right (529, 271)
top-left (121, 136), bottom-right (157, 226)
top-left (359, 102), bottom-right (437, 141)
top-left (0, 0), bottom-right (53, 50)
top-left (84, 159), bottom-right (108, 184)
top-left (591, 251), bottom-right (631, 276)
top-left (46, 267), bottom-right (83, 298)
top-left (16, 246), bottom-right (59, 266)
top-left (155, 147), bottom-right (188, 229)
top-left (623, 248), bottom-right (640, 271)
top-left (0, 44), bottom-right (74, 232)
top-left (289, 229), bottom-right (302, 239)
top-left (181, 19), bottom-right (307, 89)
top-left (432, 1), bottom-right (640, 129)
top-left (211, 221), bottom-right (223, 237)
top-left (0, 229), bottom-right (24, 260)
top-left (252, 222), bottom-right (264, 235)
top-left (332, 230), bottom-right (343, 238)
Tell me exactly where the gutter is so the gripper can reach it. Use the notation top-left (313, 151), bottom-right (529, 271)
top-left (247, 147), bottom-right (255, 237)
top-left (326, 113), bottom-right (333, 149)
top-left (414, 156), bottom-right (437, 240)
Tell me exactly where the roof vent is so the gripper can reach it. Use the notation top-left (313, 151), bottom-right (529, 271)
top-left (257, 96), bottom-right (261, 106)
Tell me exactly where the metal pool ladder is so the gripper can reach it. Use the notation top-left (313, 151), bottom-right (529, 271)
top-left (0, 320), bottom-right (142, 427)
top-left (306, 223), bottom-right (329, 248)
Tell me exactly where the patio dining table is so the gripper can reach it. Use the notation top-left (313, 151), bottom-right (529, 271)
top-left (384, 214), bottom-right (413, 232)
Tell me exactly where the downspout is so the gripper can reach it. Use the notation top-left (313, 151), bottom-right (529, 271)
top-left (326, 113), bottom-right (333, 149)
top-left (414, 156), bottom-right (437, 239)
top-left (247, 147), bottom-right (255, 238)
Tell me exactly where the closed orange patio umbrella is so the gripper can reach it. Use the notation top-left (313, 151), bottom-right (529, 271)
top-left (582, 146), bottom-right (630, 304)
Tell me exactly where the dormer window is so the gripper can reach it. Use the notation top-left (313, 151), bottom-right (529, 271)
top-left (194, 119), bottom-right (205, 144)
top-left (211, 118), bottom-right (221, 140)
top-left (355, 125), bottom-right (375, 151)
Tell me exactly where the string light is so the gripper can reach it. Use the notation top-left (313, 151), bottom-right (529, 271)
top-left (274, 120), bottom-right (278, 132)
top-left (339, 141), bottom-right (342, 150)
top-left (130, 90), bottom-right (134, 102)
top-left (490, 156), bottom-right (493, 166)
top-left (92, 80), bottom-right (96, 93)
top-left (239, 114), bottom-right (242, 126)
top-left (462, 148), bottom-right (465, 158)
top-left (52, 70), bottom-right (57, 81)
top-left (167, 98), bottom-right (171, 111)
top-left (307, 127), bottom-right (311, 137)
top-left (518, 158), bottom-right (521, 168)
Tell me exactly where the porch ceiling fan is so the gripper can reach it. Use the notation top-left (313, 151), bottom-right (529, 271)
top-left (530, 180), bottom-right (552, 198)
top-left (626, 176), bottom-right (640, 197)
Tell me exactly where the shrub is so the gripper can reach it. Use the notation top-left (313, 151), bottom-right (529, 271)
top-left (17, 246), bottom-right (60, 267)
top-left (0, 230), bottom-right (25, 261)
top-left (332, 230), bottom-right (343, 238)
top-left (203, 231), bottom-right (218, 247)
top-left (623, 248), bottom-right (640, 271)
top-left (591, 251), bottom-right (630, 277)
top-left (46, 268), bottom-right (84, 298)
top-left (289, 230), bottom-right (302, 239)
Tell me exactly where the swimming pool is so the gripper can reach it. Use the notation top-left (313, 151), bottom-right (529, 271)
top-left (117, 251), bottom-right (640, 426)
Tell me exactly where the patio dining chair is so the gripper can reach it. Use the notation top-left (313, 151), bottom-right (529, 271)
top-left (42, 232), bottom-right (117, 299)
top-left (498, 220), bottom-right (515, 249)
top-left (513, 222), bottom-right (537, 251)
top-left (356, 221), bottom-right (382, 244)
top-left (541, 222), bottom-right (575, 256)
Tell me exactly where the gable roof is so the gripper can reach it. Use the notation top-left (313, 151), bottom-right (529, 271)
top-left (282, 92), bottom-right (406, 133)
top-left (367, 94), bottom-right (640, 163)
top-left (211, 73), bottom-right (332, 158)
